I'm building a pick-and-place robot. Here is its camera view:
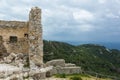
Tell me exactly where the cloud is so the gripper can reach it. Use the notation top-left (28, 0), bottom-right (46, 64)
top-left (98, 0), bottom-right (106, 4)
top-left (0, 0), bottom-right (120, 43)
top-left (0, 13), bottom-right (6, 19)
top-left (106, 13), bottom-right (120, 19)
top-left (73, 9), bottom-right (95, 23)
top-left (78, 25), bottom-right (95, 32)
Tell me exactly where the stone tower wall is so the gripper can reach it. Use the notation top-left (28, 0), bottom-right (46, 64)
top-left (29, 7), bottom-right (43, 67)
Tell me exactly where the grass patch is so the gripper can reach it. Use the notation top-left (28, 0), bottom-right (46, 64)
top-left (67, 74), bottom-right (90, 78)
top-left (54, 73), bottom-right (112, 80)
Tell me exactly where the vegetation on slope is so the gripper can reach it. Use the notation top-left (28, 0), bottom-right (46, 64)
top-left (54, 74), bottom-right (112, 80)
top-left (43, 40), bottom-right (120, 78)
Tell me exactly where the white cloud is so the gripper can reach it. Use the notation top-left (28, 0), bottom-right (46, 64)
top-left (106, 13), bottom-right (120, 19)
top-left (118, 11), bottom-right (120, 15)
top-left (73, 9), bottom-right (94, 23)
top-left (75, 24), bottom-right (95, 32)
top-left (0, 13), bottom-right (6, 19)
top-left (116, 0), bottom-right (120, 3)
top-left (11, 6), bottom-right (29, 15)
top-left (0, 0), bottom-right (7, 7)
top-left (98, 0), bottom-right (106, 4)
top-left (79, 25), bottom-right (94, 32)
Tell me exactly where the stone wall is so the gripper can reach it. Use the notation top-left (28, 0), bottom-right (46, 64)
top-left (0, 21), bottom-right (29, 54)
top-left (29, 7), bottom-right (43, 68)
top-left (45, 59), bottom-right (82, 76)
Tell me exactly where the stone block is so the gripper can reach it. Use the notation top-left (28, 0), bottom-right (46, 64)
top-left (65, 63), bottom-right (76, 67)
top-left (46, 59), bottom-right (65, 67)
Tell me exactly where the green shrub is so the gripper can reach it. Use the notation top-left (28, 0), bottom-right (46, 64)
top-left (55, 73), bottom-right (66, 78)
top-left (70, 76), bottom-right (82, 80)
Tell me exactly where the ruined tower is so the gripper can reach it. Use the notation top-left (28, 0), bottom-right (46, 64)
top-left (29, 7), bottom-right (43, 68)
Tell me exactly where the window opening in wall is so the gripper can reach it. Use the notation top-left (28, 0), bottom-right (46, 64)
top-left (10, 36), bottom-right (18, 43)
top-left (24, 33), bottom-right (28, 38)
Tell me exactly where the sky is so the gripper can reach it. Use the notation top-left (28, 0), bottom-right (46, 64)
top-left (0, 0), bottom-right (120, 44)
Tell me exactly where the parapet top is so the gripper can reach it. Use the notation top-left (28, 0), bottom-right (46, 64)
top-left (31, 7), bottom-right (41, 10)
top-left (30, 7), bottom-right (41, 14)
top-left (0, 20), bottom-right (28, 28)
top-left (29, 7), bottom-right (41, 22)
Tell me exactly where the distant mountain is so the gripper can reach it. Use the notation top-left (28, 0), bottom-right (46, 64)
top-left (43, 40), bottom-right (120, 77)
top-left (99, 42), bottom-right (120, 50)
top-left (67, 41), bottom-right (120, 50)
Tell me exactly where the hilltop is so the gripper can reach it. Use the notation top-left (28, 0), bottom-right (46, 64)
top-left (43, 40), bottom-right (120, 78)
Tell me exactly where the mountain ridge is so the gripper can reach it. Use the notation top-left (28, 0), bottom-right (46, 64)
top-left (43, 40), bottom-right (120, 77)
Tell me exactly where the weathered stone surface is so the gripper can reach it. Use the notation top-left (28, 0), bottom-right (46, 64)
top-left (29, 70), bottom-right (46, 79)
top-left (29, 7), bottom-right (43, 68)
top-left (5, 53), bottom-right (16, 63)
top-left (65, 63), bottom-right (76, 67)
top-left (46, 68), bottom-right (58, 76)
top-left (0, 72), bottom-right (5, 78)
top-left (0, 64), bottom-right (21, 79)
top-left (32, 72), bottom-right (46, 80)
top-left (0, 21), bottom-right (29, 54)
top-left (57, 67), bottom-right (81, 74)
top-left (0, 43), bottom-right (7, 57)
top-left (9, 75), bottom-right (19, 80)
top-left (45, 59), bottom-right (82, 75)
top-left (46, 59), bottom-right (65, 67)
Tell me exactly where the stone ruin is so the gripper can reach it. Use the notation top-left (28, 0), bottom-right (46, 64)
top-left (0, 7), bottom-right (43, 67)
top-left (0, 7), bottom-right (81, 79)
top-left (0, 7), bottom-right (44, 79)
top-left (45, 59), bottom-right (81, 77)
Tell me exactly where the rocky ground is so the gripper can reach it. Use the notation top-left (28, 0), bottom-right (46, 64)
top-left (0, 52), bottom-right (81, 79)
